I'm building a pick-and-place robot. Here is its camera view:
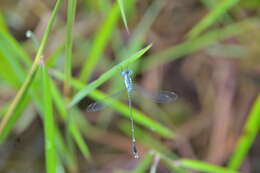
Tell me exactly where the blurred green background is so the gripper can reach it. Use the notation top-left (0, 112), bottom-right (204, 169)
top-left (0, 0), bottom-right (260, 172)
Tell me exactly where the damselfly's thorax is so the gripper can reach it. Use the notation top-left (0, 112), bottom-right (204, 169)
top-left (121, 70), bottom-right (133, 92)
top-left (121, 70), bottom-right (133, 77)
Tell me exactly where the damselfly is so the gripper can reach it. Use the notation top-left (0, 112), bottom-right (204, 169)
top-left (87, 70), bottom-right (178, 158)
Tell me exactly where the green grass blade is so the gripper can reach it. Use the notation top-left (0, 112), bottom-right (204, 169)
top-left (0, 31), bottom-right (31, 68)
top-left (0, 51), bottom-right (21, 87)
top-left (65, 0), bottom-right (77, 95)
top-left (117, 0), bottom-right (129, 33)
top-left (79, 2), bottom-right (120, 83)
top-left (52, 69), bottom-right (174, 138)
top-left (0, 12), bottom-right (9, 32)
top-left (143, 19), bottom-right (254, 71)
top-left (49, 79), bottom-right (91, 160)
top-left (177, 159), bottom-right (239, 173)
top-left (0, 0), bottom-right (63, 136)
top-left (55, 127), bottom-right (77, 171)
top-left (0, 95), bottom-right (30, 142)
top-left (116, 0), bottom-right (163, 59)
top-left (187, 0), bottom-right (240, 39)
top-left (69, 109), bottom-right (91, 160)
top-left (41, 63), bottom-right (58, 173)
top-left (70, 44), bottom-right (152, 106)
top-left (228, 95), bottom-right (260, 170)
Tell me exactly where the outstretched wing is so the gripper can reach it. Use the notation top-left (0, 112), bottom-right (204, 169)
top-left (86, 89), bottom-right (126, 112)
top-left (133, 85), bottom-right (178, 103)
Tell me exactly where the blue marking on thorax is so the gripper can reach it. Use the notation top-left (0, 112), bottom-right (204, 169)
top-left (121, 70), bottom-right (133, 92)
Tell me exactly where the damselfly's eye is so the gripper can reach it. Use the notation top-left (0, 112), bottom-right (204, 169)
top-left (127, 70), bottom-right (133, 76)
top-left (121, 71), bottom-right (126, 76)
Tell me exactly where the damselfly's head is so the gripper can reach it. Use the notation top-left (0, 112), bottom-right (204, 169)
top-left (121, 70), bottom-right (133, 77)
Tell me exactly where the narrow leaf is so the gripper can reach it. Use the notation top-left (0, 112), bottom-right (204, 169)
top-left (228, 95), bottom-right (260, 170)
top-left (117, 0), bottom-right (129, 33)
top-left (187, 0), bottom-right (240, 39)
top-left (41, 63), bottom-right (58, 173)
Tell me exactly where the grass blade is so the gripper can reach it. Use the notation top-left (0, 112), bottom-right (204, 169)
top-left (177, 159), bottom-right (239, 173)
top-left (41, 63), bottom-right (58, 173)
top-left (143, 19), bottom-right (255, 71)
top-left (228, 95), bottom-right (260, 170)
top-left (69, 109), bottom-right (91, 160)
top-left (64, 0), bottom-right (77, 96)
top-left (49, 79), bottom-right (91, 160)
top-left (79, 2), bottom-right (120, 82)
top-left (117, 0), bottom-right (129, 33)
top-left (0, 0), bottom-right (63, 136)
top-left (187, 0), bottom-right (240, 39)
top-left (70, 44), bottom-right (152, 106)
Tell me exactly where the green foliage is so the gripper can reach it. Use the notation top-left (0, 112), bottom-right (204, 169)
top-left (117, 0), bottom-right (129, 33)
top-left (228, 95), bottom-right (260, 170)
top-left (0, 0), bottom-right (259, 172)
top-left (64, 0), bottom-right (77, 95)
top-left (188, 0), bottom-right (240, 39)
top-left (79, 2), bottom-right (120, 82)
top-left (143, 18), bottom-right (255, 71)
top-left (0, 0), bottom-right (63, 138)
top-left (177, 159), bottom-right (239, 173)
top-left (40, 63), bottom-right (58, 173)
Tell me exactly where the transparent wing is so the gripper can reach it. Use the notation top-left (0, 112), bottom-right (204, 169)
top-left (133, 85), bottom-right (178, 103)
top-left (86, 89), bottom-right (126, 112)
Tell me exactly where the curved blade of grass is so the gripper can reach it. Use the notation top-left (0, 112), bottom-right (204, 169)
top-left (177, 159), bottom-right (239, 173)
top-left (0, 33), bottom-right (31, 74)
top-left (69, 109), bottom-right (91, 159)
top-left (52, 68), bottom-right (174, 138)
top-left (0, 37), bottom-right (27, 82)
top-left (228, 95), bottom-right (260, 170)
top-left (79, 2), bottom-right (120, 83)
top-left (0, 95), bottom-right (31, 142)
top-left (64, 0), bottom-right (77, 95)
top-left (143, 19), bottom-right (255, 71)
top-left (55, 127), bottom-right (77, 171)
top-left (0, 51), bottom-right (21, 87)
top-left (0, 0), bottom-right (63, 136)
top-left (49, 79), bottom-right (91, 160)
top-left (117, 0), bottom-right (129, 33)
top-left (70, 44), bottom-right (152, 106)
top-left (41, 63), bottom-right (58, 173)
top-left (187, 0), bottom-right (240, 39)
top-left (117, 0), bottom-right (164, 59)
